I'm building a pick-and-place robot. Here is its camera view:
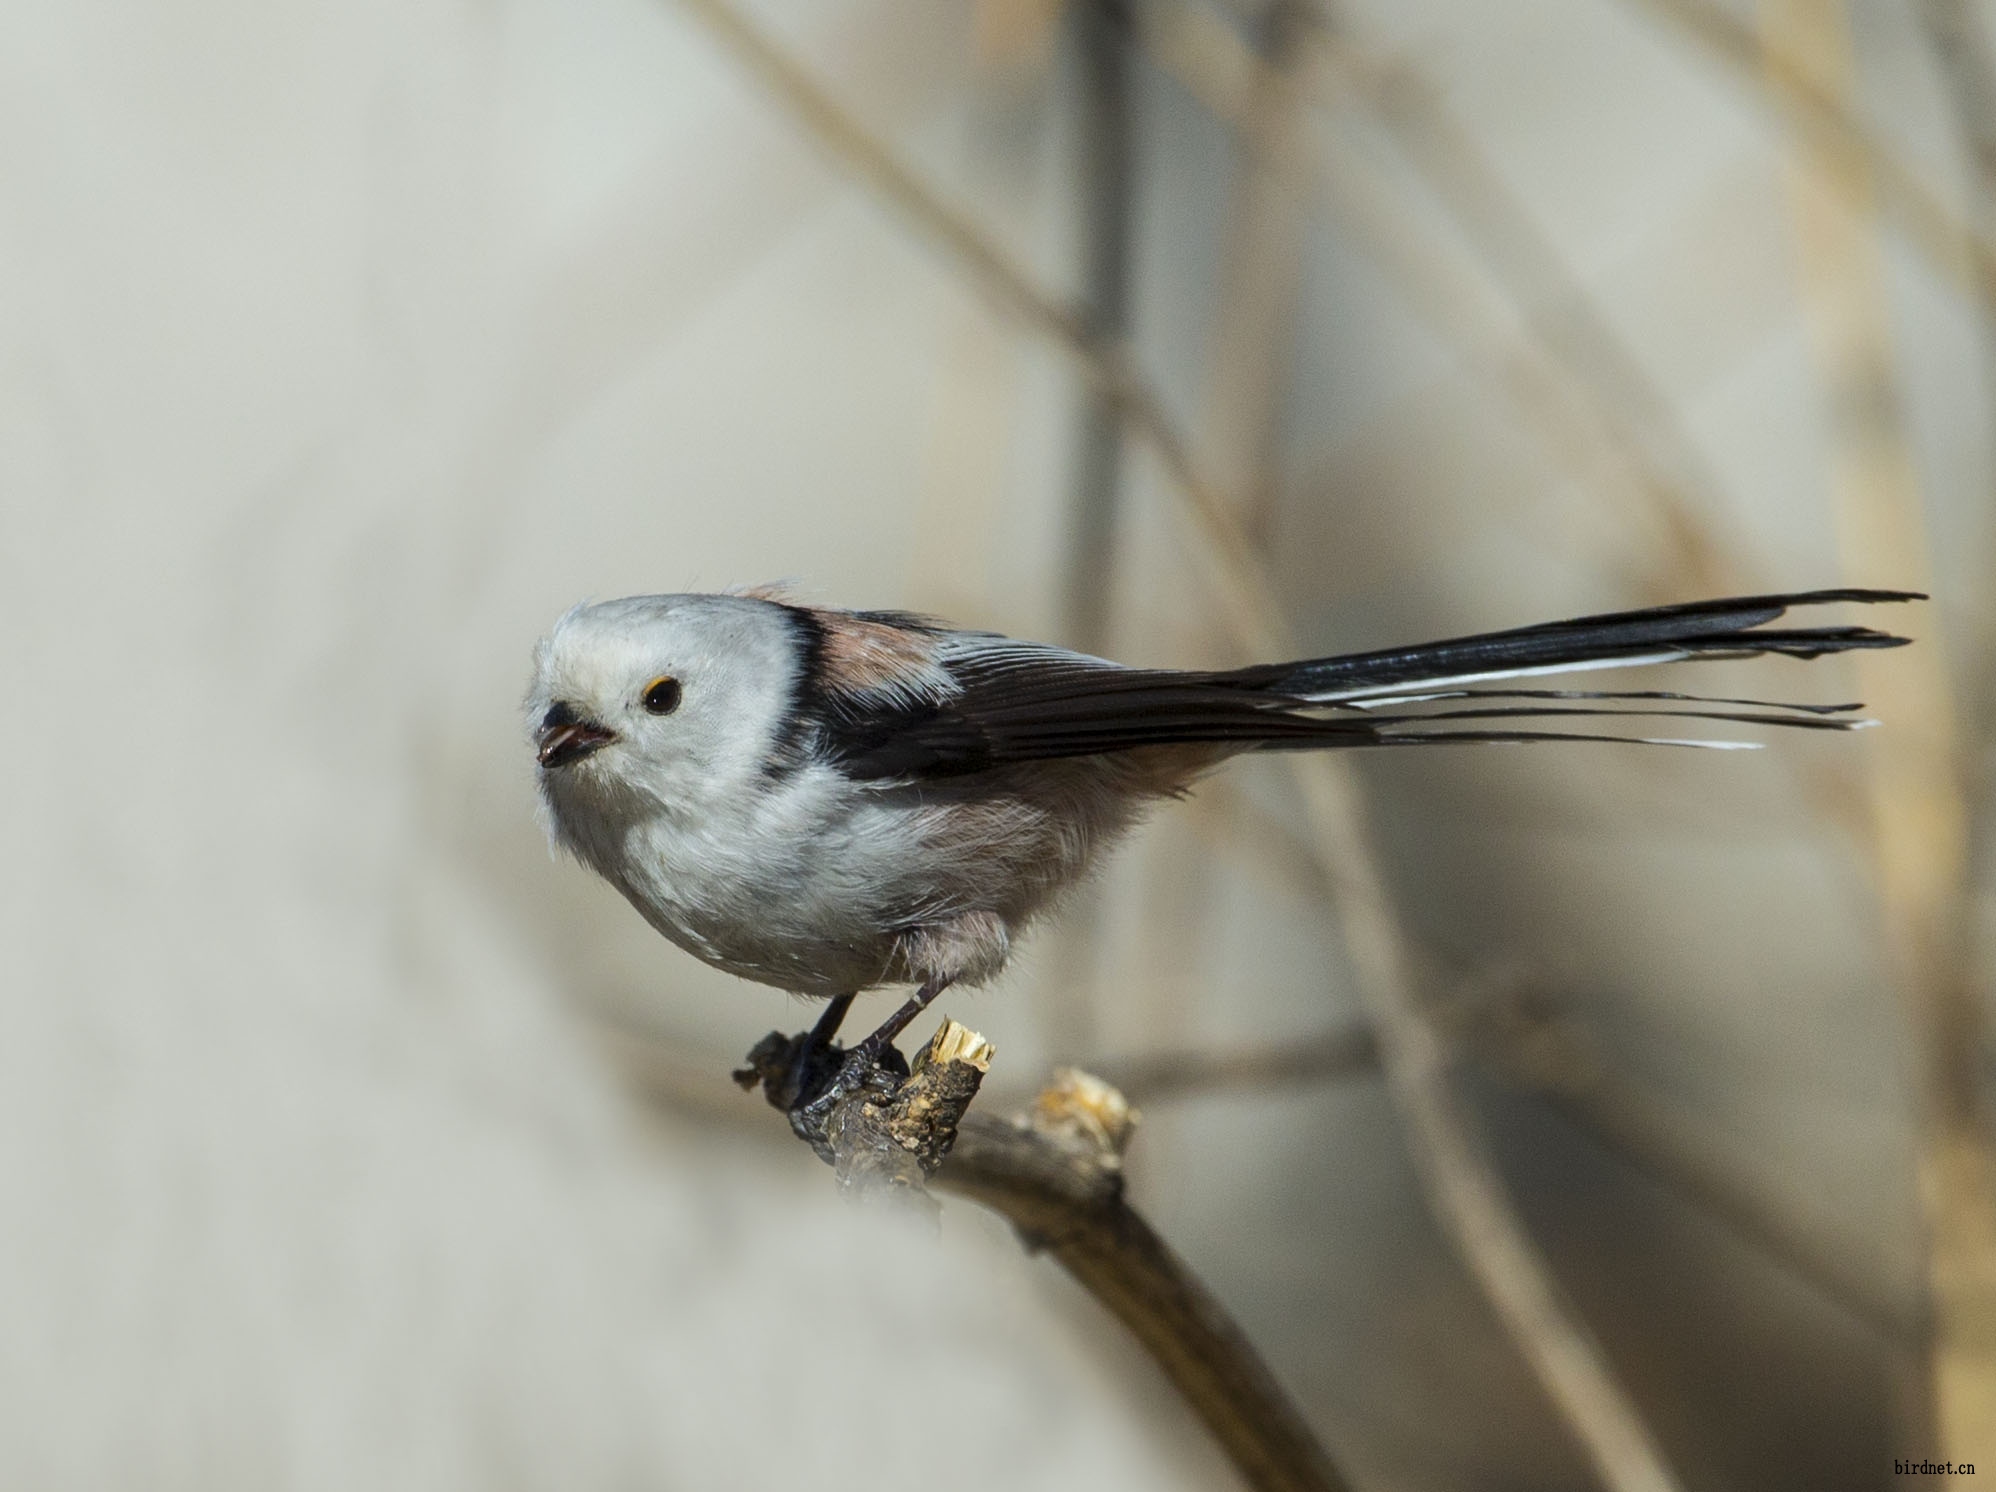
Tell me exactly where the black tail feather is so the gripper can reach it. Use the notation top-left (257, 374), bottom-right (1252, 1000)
top-left (1329, 704), bottom-right (1868, 733)
top-left (1351, 728), bottom-right (1770, 751)
top-left (1337, 686), bottom-right (1863, 715)
top-left (1249, 588), bottom-right (1920, 702)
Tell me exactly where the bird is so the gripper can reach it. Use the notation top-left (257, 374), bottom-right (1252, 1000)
top-left (528, 584), bottom-right (1917, 1091)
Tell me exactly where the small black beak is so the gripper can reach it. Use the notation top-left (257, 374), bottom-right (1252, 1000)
top-left (537, 702), bottom-right (617, 769)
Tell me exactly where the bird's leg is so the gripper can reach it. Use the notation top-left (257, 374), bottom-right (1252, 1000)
top-left (787, 976), bottom-right (953, 1148)
top-left (807, 990), bottom-right (855, 1049)
top-left (769, 991), bottom-right (855, 1110)
top-left (849, 974), bottom-right (954, 1063)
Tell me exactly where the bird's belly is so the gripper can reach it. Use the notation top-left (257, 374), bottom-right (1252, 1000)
top-left (611, 814), bottom-right (906, 998)
top-left (648, 898), bottom-right (895, 998)
top-left (602, 769), bottom-right (1112, 997)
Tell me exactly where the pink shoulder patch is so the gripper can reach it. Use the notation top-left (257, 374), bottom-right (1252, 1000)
top-left (813, 610), bottom-right (942, 694)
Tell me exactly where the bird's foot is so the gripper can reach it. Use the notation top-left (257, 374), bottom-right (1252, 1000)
top-left (785, 1037), bottom-right (910, 1161)
top-left (738, 1016), bottom-right (993, 1192)
top-left (734, 1028), bottom-right (910, 1163)
top-left (732, 992), bottom-right (856, 1110)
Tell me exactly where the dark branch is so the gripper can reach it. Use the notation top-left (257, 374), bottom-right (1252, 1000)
top-left (734, 1021), bottom-right (1352, 1492)
top-left (937, 1089), bottom-right (1351, 1492)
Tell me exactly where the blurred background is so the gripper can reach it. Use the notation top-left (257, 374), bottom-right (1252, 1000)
top-left (3, 0), bottom-right (1993, 1487)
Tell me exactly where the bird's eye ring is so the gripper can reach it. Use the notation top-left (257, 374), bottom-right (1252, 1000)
top-left (642, 676), bottom-right (682, 715)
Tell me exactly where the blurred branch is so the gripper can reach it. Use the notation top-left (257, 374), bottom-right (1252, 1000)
top-left (1921, 0), bottom-right (1996, 215)
top-left (1255, 739), bottom-right (1695, 1492)
top-left (1761, 0), bottom-right (1994, 1457)
top-left (1087, 1022), bottom-right (1379, 1102)
top-left (1094, 993), bottom-right (1920, 1343)
top-left (668, 0), bottom-right (1089, 350)
top-left (1196, 0), bottom-right (1315, 541)
top-left (668, 6), bottom-right (1683, 1486)
top-left (1466, 991), bottom-right (1924, 1346)
top-left (1040, 0), bottom-right (1141, 1069)
top-left (1065, 0), bottom-right (1137, 654)
top-left (1624, 0), bottom-right (1996, 305)
top-left (1917, 0), bottom-right (1996, 921)
top-left (1126, 0), bottom-right (1321, 1170)
top-left (1533, 1063), bottom-right (1924, 1346)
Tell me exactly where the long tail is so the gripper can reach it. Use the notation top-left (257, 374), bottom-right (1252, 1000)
top-left (825, 589), bottom-right (1922, 779)
top-left (1223, 587), bottom-right (1920, 750)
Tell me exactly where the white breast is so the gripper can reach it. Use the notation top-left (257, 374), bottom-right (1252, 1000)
top-left (602, 764), bottom-right (931, 997)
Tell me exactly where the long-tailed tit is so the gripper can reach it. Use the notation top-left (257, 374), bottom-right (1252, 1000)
top-left (528, 586), bottom-right (1916, 1068)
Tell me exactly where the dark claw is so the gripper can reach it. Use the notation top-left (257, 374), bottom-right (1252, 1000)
top-left (740, 985), bottom-right (947, 1159)
top-left (784, 1040), bottom-right (904, 1161)
top-left (736, 1022), bottom-right (913, 1161)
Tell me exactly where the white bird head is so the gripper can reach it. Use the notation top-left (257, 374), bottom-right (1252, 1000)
top-left (526, 593), bottom-right (801, 815)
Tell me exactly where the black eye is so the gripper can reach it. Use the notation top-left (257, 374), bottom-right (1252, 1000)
top-left (642, 676), bottom-right (682, 715)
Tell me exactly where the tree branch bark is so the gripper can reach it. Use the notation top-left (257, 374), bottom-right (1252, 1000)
top-left (938, 1105), bottom-right (1350, 1492)
top-left (734, 1021), bottom-right (1352, 1492)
